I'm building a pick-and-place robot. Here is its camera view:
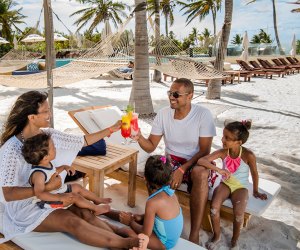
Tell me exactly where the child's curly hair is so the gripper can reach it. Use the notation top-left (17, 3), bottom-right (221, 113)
top-left (145, 155), bottom-right (172, 190)
top-left (22, 133), bottom-right (51, 165)
top-left (224, 120), bottom-right (252, 144)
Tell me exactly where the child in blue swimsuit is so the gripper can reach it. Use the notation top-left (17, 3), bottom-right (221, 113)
top-left (118, 155), bottom-right (183, 249)
top-left (198, 120), bottom-right (267, 250)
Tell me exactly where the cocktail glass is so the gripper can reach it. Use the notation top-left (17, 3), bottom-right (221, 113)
top-left (121, 113), bottom-right (131, 144)
top-left (130, 113), bottom-right (139, 143)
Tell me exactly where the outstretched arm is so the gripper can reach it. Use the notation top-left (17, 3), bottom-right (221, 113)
top-left (133, 130), bottom-right (162, 153)
top-left (83, 120), bottom-right (122, 146)
top-left (247, 151), bottom-right (267, 200)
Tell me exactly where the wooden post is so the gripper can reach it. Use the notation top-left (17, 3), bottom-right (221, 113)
top-left (43, 0), bottom-right (55, 128)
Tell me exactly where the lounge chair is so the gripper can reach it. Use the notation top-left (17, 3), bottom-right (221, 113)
top-left (236, 60), bottom-right (274, 79)
top-left (286, 56), bottom-right (300, 66)
top-left (293, 57), bottom-right (299, 63)
top-left (249, 60), bottom-right (284, 77)
top-left (268, 59), bottom-right (296, 74)
top-left (277, 58), bottom-right (300, 72)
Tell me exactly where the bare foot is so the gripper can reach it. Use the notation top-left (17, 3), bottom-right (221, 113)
top-left (231, 239), bottom-right (239, 250)
top-left (130, 234), bottom-right (149, 250)
top-left (94, 204), bottom-right (111, 215)
top-left (133, 214), bottom-right (143, 223)
top-left (205, 236), bottom-right (221, 250)
top-left (94, 197), bottom-right (112, 205)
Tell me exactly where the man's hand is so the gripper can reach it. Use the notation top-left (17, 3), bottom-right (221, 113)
top-left (46, 172), bottom-right (62, 191)
top-left (130, 128), bottom-right (141, 142)
top-left (171, 169), bottom-right (184, 189)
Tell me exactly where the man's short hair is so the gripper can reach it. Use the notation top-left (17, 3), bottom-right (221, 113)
top-left (173, 78), bottom-right (194, 93)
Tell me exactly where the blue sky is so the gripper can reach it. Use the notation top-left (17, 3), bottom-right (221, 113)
top-left (17, 0), bottom-right (299, 50)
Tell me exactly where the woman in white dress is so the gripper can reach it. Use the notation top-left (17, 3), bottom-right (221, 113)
top-left (0, 91), bottom-right (148, 249)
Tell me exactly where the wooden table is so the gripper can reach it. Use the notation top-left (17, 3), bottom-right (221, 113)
top-left (72, 143), bottom-right (138, 207)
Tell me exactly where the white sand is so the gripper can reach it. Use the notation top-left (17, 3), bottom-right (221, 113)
top-left (0, 72), bottom-right (299, 249)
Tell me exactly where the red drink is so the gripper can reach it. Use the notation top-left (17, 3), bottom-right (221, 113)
top-left (130, 113), bottom-right (139, 135)
top-left (121, 127), bottom-right (131, 138)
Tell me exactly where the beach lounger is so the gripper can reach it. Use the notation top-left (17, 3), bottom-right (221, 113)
top-left (249, 60), bottom-right (284, 77)
top-left (236, 60), bottom-right (274, 79)
top-left (286, 56), bottom-right (300, 66)
top-left (277, 58), bottom-right (300, 72)
top-left (0, 216), bottom-right (205, 250)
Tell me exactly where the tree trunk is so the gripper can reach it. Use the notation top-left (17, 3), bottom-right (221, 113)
top-left (153, 0), bottom-right (162, 82)
top-left (165, 14), bottom-right (169, 36)
top-left (44, 0), bottom-right (55, 127)
top-left (130, 0), bottom-right (154, 114)
top-left (272, 0), bottom-right (284, 55)
top-left (206, 0), bottom-right (233, 100)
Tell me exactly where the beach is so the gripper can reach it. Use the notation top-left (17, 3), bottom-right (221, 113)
top-left (0, 72), bottom-right (299, 249)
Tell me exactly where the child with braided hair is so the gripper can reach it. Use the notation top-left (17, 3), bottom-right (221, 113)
top-left (117, 155), bottom-right (183, 250)
top-left (197, 120), bottom-right (267, 250)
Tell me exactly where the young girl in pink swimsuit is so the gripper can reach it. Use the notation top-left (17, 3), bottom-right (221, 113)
top-left (198, 120), bottom-right (267, 250)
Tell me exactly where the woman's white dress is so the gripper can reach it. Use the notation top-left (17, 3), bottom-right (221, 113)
top-left (0, 128), bottom-right (84, 243)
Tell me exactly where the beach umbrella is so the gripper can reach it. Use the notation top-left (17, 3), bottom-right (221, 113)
top-left (0, 37), bottom-right (9, 44)
top-left (13, 35), bottom-right (18, 49)
top-left (54, 33), bottom-right (68, 42)
top-left (76, 32), bottom-right (82, 48)
top-left (21, 34), bottom-right (45, 43)
top-left (240, 31), bottom-right (249, 62)
top-left (290, 34), bottom-right (296, 57)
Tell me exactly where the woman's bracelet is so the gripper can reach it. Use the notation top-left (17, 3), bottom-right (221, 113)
top-left (177, 167), bottom-right (185, 174)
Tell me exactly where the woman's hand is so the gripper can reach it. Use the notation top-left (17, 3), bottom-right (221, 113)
top-left (45, 172), bottom-right (62, 191)
top-left (253, 191), bottom-right (268, 200)
top-left (110, 120), bottom-right (122, 133)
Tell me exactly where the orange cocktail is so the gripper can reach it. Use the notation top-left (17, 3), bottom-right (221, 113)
top-left (121, 113), bottom-right (131, 143)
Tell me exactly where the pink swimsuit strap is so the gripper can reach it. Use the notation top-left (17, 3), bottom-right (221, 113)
top-left (224, 147), bottom-right (242, 173)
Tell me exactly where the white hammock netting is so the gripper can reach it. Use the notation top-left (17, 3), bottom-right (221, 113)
top-left (0, 13), bottom-right (226, 89)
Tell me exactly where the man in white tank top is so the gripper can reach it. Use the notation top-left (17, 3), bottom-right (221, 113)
top-left (134, 78), bottom-right (216, 245)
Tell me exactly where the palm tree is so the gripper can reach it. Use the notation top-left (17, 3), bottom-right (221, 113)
top-left (0, 0), bottom-right (26, 42)
top-left (289, 1), bottom-right (300, 12)
top-left (231, 34), bottom-right (243, 45)
top-left (160, 0), bottom-right (175, 36)
top-left (189, 27), bottom-right (199, 45)
top-left (71, 0), bottom-right (130, 32)
top-left (247, 0), bottom-right (284, 54)
top-left (178, 0), bottom-right (222, 37)
top-left (130, 0), bottom-right (154, 114)
top-left (206, 0), bottom-right (233, 99)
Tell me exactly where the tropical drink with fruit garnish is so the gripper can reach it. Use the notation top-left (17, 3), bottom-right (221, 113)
top-left (121, 113), bottom-right (131, 144)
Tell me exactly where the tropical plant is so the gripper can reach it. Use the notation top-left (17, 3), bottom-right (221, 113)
top-left (207, 0), bottom-right (233, 100)
top-left (250, 29), bottom-right (272, 44)
top-left (71, 0), bottom-right (130, 32)
top-left (247, 0), bottom-right (284, 54)
top-left (189, 27), bottom-right (199, 45)
top-left (178, 0), bottom-right (222, 36)
top-left (0, 0), bottom-right (26, 42)
top-left (297, 39), bottom-right (300, 54)
top-left (130, 0), bottom-right (154, 114)
top-left (289, 0), bottom-right (300, 12)
top-left (231, 34), bottom-right (243, 45)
